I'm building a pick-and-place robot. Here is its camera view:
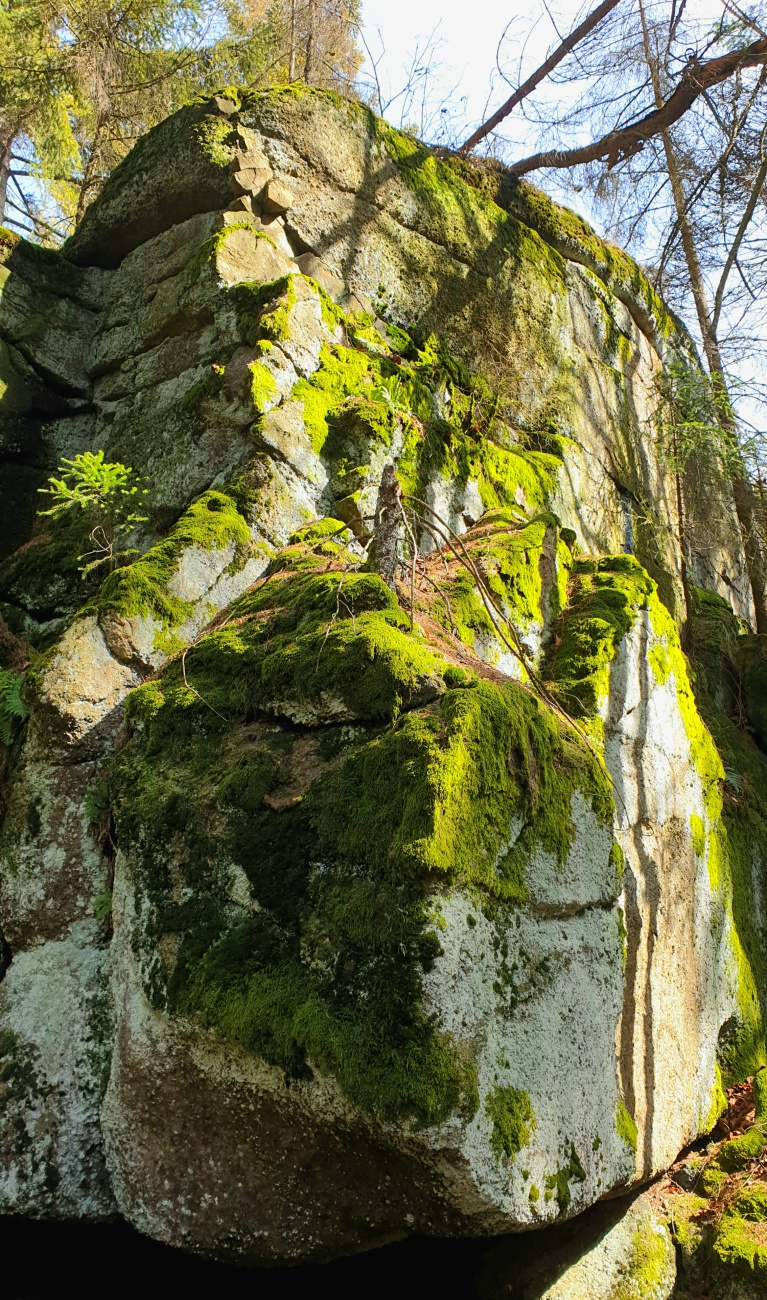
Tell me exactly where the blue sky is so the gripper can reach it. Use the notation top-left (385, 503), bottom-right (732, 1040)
top-left (358, 0), bottom-right (585, 157)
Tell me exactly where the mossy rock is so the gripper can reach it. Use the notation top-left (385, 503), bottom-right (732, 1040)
top-left (733, 1182), bottom-right (767, 1220)
top-left (109, 532), bottom-right (611, 1128)
top-left (65, 101), bottom-right (237, 268)
top-left (714, 1212), bottom-right (767, 1281)
top-left (738, 634), bottom-right (767, 755)
top-left (715, 1127), bottom-right (766, 1174)
top-left (546, 554), bottom-right (656, 718)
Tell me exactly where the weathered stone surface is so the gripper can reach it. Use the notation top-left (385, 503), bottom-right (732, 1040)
top-left (262, 177), bottom-right (296, 214)
top-left (0, 934), bottom-right (113, 1220)
top-left (0, 744), bottom-right (109, 950)
top-left (606, 610), bottom-right (738, 1177)
top-left (64, 101), bottom-right (239, 267)
top-left (0, 87), bottom-right (766, 1273)
top-left (0, 237), bottom-right (109, 560)
top-left (477, 1185), bottom-right (676, 1298)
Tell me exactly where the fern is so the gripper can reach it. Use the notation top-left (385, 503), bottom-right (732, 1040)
top-left (0, 671), bottom-right (29, 746)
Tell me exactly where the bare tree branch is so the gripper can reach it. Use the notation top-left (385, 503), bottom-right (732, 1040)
top-left (458, 0), bottom-right (624, 156)
top-left (713, 138), bottom-right (767, 332)
top-left (508, 34), bottom-right (767, 175)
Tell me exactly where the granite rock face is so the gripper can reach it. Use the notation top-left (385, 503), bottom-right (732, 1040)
top-left (1, 87), bottom-right (766, 1265)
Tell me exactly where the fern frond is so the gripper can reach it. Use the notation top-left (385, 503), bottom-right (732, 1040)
top-left (0, 671), bottom-right (29, 746)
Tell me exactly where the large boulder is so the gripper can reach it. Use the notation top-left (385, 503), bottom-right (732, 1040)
top-left (0, 87), bottom-right (765, 1266)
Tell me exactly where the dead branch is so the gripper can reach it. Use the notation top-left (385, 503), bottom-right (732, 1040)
top-left (459, 0), bottom-right (623, 156)
top-left (508, 34), bottom-right (767, 174)
top-left (397, 499), bottom-right (420, 631)
top-left (366, 464), bottom-right (402, 589)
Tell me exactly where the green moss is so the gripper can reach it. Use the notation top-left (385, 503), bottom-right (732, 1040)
top-left (690, 814), bottom-right (706, 858)
top-left (714, 1213), bottom-right (767, 1277)
top-left (543, 1141), bottom-right (586, 1215)
top-left (125, 679), bottom-right (165, 726)
top-left (0, 226), bottom-right (20, 256)
top-left (258, 271), bottom-right (297, 342)
top-left (611, 1221), bottom-right (670, 1300)
top-left (209, 86), bottom-right (242, 109)
top-left (754, 1069), bottom-right (767, 1120)
top-left (134, 564), bottom-right (442, 726)
top-left (302, 276), bottom-right (347, 331)
top-left (486, 1085), bottom-right (535, 1161)
top-left (738, 633), bottom-right (767, 751)
top-left (288, 517), bottom-right (351, 546)
top-left (616, 1098), bottom-right (638, 1152)
top-left (546, 555), bottom-right (656, 723)
top-left (314, 677), bottom-right (611, 893)
top-left (224, 272), bottom-right (289, 344)
top-left (414, 413), bottom-right (560, 522)
top-left (686, 591), bottom-right (767, 1081)
top-left (701, 1163), bottom-right (729, 1197)
top-left (702, 1063), bottom-right (728, 1132)
top-left (241, 82), bottom-right (354, 116)
top-left (419, 511), bottom-right (563, 658)
top-left (249, 358), bottom-right (279, 412)
top-left (94, 488), bottom-right (252, 632)
top-left (196, 112), bottom-right (238, 166)
top-left (646, 593), bottom-right (724, 808)
top-left (547, 557), bottom-right (736, 1000)
top-left (372, 118), bottom-right (508, 259)
top-left (671, 1193), bottom-right (708, 1256)
top-left (733, 1183), bottom-right (767, 1220)
top-left (177, 366), bottom-right (226, 415)
top-left (715, 1127), bottom-right (765, 1172)
top-left (108, 530), bottom-right (611, 1129)
top-left (504, 178), bottom-right (683, 346)
top-left (293, 342), bottom-right (378, 455)
top-left (257, 296), bottom-right (565, 517)
top-left (222, 270), bottom-right (568, 534)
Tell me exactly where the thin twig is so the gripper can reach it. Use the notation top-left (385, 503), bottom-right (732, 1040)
top-left (459, 0), bottom-right (623, 155)
top-left (403, 495), bottom-right (613, 784)
top-left (180, 648), bottom-right (228, 721)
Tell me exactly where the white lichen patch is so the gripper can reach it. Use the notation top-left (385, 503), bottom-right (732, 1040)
top-left (423, 887), bottom-right (632, 1225)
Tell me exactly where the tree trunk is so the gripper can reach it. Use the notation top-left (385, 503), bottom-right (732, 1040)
top-left (0, 124), bottom-right (14, 226)
top-left (367, 464), bottom-right (401, 589)
top-left (639, 0), bottom-right (767, 634)
top-left (289, 0), bottom-right (297, 80)
top-left (304, 0), bottom-right (316, 84)
top-left (75, 114), bottom-right (106, 227)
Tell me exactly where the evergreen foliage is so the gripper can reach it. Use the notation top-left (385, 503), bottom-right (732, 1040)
top-left (37, 450), bottom-right (148, 574)
top-left (0, 0), bottom-right (361, 241)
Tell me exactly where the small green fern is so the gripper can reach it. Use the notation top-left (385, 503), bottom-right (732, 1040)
top-left (0, 671), bottom-right (29, 745)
